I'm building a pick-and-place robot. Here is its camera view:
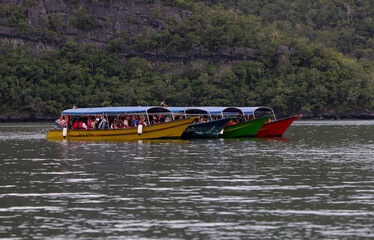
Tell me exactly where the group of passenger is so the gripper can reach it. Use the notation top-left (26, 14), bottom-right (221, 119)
top-left (226, 112), bottom-right (247, 126)
top-left (63, 114), bottom-right (173, 130)
top-left (190, 112), bottom-right (252, 126)
top-left (57, 112), bottom-right (255, 130)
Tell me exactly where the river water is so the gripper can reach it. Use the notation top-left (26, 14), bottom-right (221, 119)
top-left (0, 121), bottom-right (373, 239)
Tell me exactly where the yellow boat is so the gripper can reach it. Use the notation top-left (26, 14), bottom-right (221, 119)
top-left (46, 106), bottom-right (196, 141)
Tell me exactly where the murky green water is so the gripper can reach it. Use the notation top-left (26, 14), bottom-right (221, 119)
top-left (0, 121), bottom-right (373, 239)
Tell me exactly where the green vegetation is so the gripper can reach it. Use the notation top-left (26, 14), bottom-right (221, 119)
top-left (0, 0), bottom-right (374, 118)
top-left (69, 8), bottom-right (98, 31)
top-left (0, 4), bottom-right (29, 35)
top-left (1, 39), bottom-right (372, 117)
top-left (138, 6), bottom-right (263, 53)
top-left (188, 0), bottom-right (374, 59)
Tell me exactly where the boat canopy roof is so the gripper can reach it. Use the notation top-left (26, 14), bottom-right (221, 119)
top-left (167, 107), bottom-right (227, 114)
top-left (223, 106), bottom-right (274, 115)
top-left (167, 106), bottom-right (273, 115)
top-left (61, 106), bottom-right (274, 116)
top-left (62, 106), bottom-right (171, 115)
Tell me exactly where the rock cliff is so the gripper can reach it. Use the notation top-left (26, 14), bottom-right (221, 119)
top-left (0, 0), bottom-right (257, 62)
top-left (1, 1), bottom-right (183, 48)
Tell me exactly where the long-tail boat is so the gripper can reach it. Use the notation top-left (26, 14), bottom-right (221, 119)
top-left (167, 106), bottom-right (271, 138)
top-left (221, 115), bottom-right (272, 138)
top-left (226, 107), bottom-right (301, 137)
top-left (167, 107), bottom-right (232, 139)
top-left (256, 115), bottom-right (301, 137)
top-left (179, 106), bottom-right (299, 138)
top-left (46, 106), bottom-right (196, 141)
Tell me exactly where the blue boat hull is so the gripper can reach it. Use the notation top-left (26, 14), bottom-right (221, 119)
top-left (181, 118), bottom-right (232, 139)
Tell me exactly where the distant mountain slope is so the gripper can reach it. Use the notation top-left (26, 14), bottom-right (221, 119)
top-left (0, 1), bottom-right (185, 49)
top-left (0, 0), bottom-right (373, 120)
top-left (192, 0), bottom-right (374, 59)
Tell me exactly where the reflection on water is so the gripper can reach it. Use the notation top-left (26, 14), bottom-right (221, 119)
top-left (0, 121), bottom-right (373, 239)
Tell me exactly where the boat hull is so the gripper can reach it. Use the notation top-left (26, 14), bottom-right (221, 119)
top-left (256, 115), bottom-right (301, 137)
top-left (222, 115), bottom-right (271, 138)
top-left (46, 117), bottom-right (196, 141)
top-left (181, 118), bottom-right (232, 139)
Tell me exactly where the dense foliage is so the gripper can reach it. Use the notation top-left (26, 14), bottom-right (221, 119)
top-left (0, 0), bottom-right (374, 118)
top-left (195, 0), bottom-right (374, 59)
top-left (1, 40), bottom-right (372, 118)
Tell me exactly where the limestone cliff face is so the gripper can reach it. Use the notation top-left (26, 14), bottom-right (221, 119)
top-left (0, 0), bottom-right (188, 49)
top-left (0, 0), bottom-right (258, 62)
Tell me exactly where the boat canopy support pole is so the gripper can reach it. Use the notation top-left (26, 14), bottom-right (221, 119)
top-left (145, 111), bottom-right (150, 125)
top-left (271, 109), bottom-right (276, 121)
top-left (208, 112), bottom-right (212, 120)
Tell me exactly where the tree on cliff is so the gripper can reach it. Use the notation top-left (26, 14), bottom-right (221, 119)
top-left (0, 0), bottom-right (373, 119)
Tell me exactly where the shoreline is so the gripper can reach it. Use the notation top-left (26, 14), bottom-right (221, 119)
top-left (0, 114), bottom-right (57, 123)
top-left (1, 113), bottom-right (374, 123)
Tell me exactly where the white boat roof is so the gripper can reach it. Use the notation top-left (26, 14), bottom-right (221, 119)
top-left (61, 106), bottom-right (274, 115)
top-left (167, 106), bottom-right (273, 115)
top-left (62, 106), bottom-right (171, 115)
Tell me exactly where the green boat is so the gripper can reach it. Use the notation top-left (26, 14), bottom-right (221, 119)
top-left (167, 107), bottom-right (233, 139)
top-left (181, 117), bottom-right (232, 139)
top-left (222, 115), bottom-right (272, 138)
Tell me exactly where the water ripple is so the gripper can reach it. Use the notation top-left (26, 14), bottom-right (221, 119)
top-left (0, 121), bottom-right (373, 239)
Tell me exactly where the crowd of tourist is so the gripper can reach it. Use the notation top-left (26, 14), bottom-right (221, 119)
top-left (59, 114), bottom-right (174, 130)
top-left (57, 112), bottom-right (253, 130)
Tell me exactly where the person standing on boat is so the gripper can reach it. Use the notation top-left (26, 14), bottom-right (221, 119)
top-left (79, 119), bottom-right (87, 129)
top-left (73, 119), bottom-right (79, 129)
top-left (153, 115), bottom-right (159, 124)
top-left (112, 118), bottom-right (118, 129)
top-left (123, 116), bottom-right (130, 128)
top-left (98, 118), bottom-right (107, 129)
top-left (138, 116), bottom-right (147, 126)
top-left (87, 118), bottom-right (94, 130)
top-left (91, 118), bottom-right (99, 129)
top-left (131, 116), bottom-right (138, 127)
top-left (113, 118), bottom-right (122, 129)
top-left (237, 112), bottom-right (246, 123)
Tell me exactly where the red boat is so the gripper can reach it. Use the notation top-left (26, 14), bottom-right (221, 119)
top-left (255, 115), bottom-right (302, 137)
top-left (221, 107), bottom-right (301, 138)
